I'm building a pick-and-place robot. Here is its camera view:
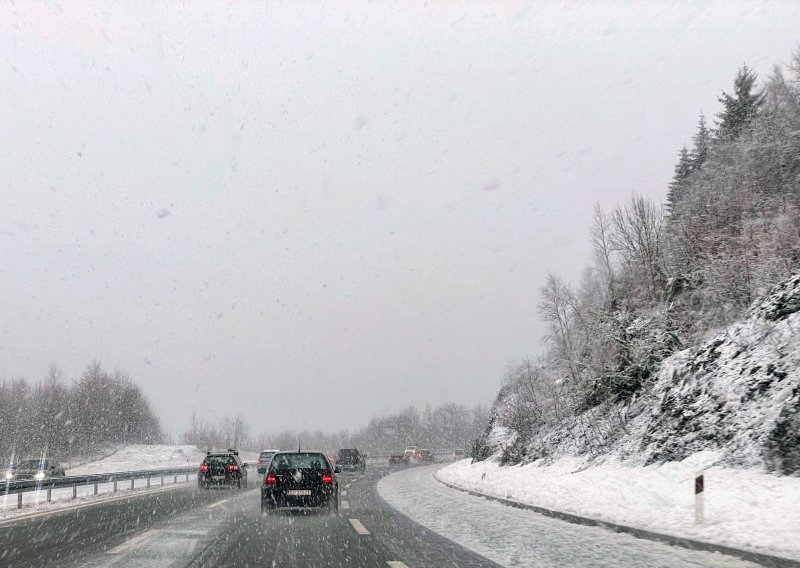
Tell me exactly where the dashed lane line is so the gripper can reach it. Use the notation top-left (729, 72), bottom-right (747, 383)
top-left (341, 500), bottom-right (350, 510)
top-left (386, 562), bottom-right (409, 568)
top-left (348, 518), bottom-right (371, 535)
top-left (206, 498), bottom-right (229, 509)
top-left (106, 529), bottom-right (157, 554)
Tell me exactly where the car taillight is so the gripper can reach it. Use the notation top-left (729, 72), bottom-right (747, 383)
top-left (265, 472), bottom-right (276, 485)
top-left (200, 464), bottom-right (208, 471)
top-left (228, 464), bottom-right (238, 471)
top-left (321, 471), bottom-right (333, 484)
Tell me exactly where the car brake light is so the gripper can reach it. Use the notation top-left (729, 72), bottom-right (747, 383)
top-left (321, 471), bottom-right (333, 483)
top-left (228, 464), bottom-right (238, 471)
top-left (266, 472), bottom-right (276, 485)
top-left (200, 464), bottom-right (208, 471)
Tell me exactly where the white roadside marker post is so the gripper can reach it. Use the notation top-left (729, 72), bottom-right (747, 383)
top-left (695, 471), bottom-right (704, 524)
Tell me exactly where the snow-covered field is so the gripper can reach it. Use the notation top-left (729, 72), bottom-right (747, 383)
top-left (68, 445), bottom-right (207, 475)
top-left (67, 445), bottom-right (259, 475)
top-left (379, 465), bottom-right (756, 568)
top-left (437, 454), bottom-right (800, 562)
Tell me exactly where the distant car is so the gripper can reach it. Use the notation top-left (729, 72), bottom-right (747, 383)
top-left (4, 459), bottom-right (65, 481)
top-left (387, 452), bottom-right (408, 467)
top-left (335, 448), bottom-right (366, 473)
top-left (403, 446), bottom-right (418, 462)
top-left (261, 451), bottom-right (338, 514)
top-left (416, 448), bottom-right (434, 463)
top-left (451, 449), bottom-right (466, 461)
top-left (256, 449), bottom-right (280, 474)
top-left (198, 449), bottom-right (248, 490)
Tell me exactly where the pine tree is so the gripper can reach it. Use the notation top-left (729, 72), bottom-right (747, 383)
top-left (666, 146), bottom-right (692, 215)
top-left (716, 65), bottom-right (765, 139)
top-left (690, 113), bottom-right (711, 171)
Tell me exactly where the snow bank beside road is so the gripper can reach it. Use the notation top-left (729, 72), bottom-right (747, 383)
top-left (379, 465), bottom-right (754, 568)
top-left (68, 445), bottom-right (206, 475)
top-left (438, 456), bottom-right (800, 562)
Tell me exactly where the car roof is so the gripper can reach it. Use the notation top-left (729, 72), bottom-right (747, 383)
top-left (260, 449), bottom-right (280, 453)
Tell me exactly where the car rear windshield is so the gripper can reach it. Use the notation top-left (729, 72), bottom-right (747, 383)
top-left (16, 460), bottom-right (42, 469)
top-left (259, 451), bottom-right (277, 460)
top-left (270, 453), bottom-right (328, 471)
top-left (337, 449), bottom-right (361, 463)
top-left (204, 455), bottom-right (235, 466)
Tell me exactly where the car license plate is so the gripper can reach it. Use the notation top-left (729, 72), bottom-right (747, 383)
top-left (212, 476), bottom-right (225, 480)
top-left (287, 489), bottom-right (311, 496)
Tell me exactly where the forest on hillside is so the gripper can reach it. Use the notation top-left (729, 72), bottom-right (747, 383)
top-left (478, 48), bottom-right (800, 468)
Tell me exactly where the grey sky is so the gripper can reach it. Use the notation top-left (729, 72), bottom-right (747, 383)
top-left (1, 1), bottom-right (798, 436)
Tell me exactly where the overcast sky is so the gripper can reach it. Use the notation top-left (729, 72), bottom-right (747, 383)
top-left (1, 1), bottom-right (798, 436)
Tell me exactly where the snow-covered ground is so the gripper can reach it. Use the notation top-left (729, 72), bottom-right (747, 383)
top-left (437, 455), bottom-right (800, 562)
top-left (68, 445), bottom-right (207, 475)
top-left (379, 465), bottom-right (756, 568)
top-left (66, 445), bottom-right (258, 475)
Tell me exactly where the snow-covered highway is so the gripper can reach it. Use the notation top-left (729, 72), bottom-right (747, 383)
top-left (0, 462), bottom-right (770, 567)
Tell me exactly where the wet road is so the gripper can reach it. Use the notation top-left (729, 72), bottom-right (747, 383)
top-left (0, 463), bottom-right (763, 568)
top-left (0, 465), bottom-right (498, 567)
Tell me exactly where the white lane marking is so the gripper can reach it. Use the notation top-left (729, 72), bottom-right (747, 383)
top-left (387, 562), bottom-right (409, 568)
top-left (348, 518), bottom-right (371, 535)
top-left (207, 498), bottom-right (229, 509)
top-left (341, 491), bottom-right (348, 497)
top-left (106, 530), bottom-right (157, 554)
top-left (341, 500), bottom-right (350, 510)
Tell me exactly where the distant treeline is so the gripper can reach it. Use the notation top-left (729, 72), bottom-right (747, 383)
top-left (182, 403), bottom-right (490, 455)
top-left (0, 362), bottom-right (163, 463)
top-left (481, 47), bottom-right (800, 465)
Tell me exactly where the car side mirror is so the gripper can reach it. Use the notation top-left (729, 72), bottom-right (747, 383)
top-left (334, 467), bottom-right (341, 474)
top-left (242, 463), bottom-right (248, 469)
top-left (257, 467), bottom-right (266, 474)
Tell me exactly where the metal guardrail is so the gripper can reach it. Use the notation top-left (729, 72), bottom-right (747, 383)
top-left (2, 466), bottom-right (198, 509)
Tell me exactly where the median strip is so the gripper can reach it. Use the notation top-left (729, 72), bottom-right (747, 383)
top-left (348, 518), bottom-right (370, 535)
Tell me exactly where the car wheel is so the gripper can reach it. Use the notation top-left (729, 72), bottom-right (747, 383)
top-left (261, 500), bottom-right (272, 515)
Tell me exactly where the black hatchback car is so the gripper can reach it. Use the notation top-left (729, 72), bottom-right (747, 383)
top-left (261, 451), bottom-right (339, 514)
top-left (198, 450), bottom-right (248, 489)
top-left (335, 448), bottom-right (366, 473)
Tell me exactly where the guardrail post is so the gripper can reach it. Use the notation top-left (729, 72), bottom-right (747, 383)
top-left (130, 478), bottom-right (134, 490)
top-left (17, 492), bottom-right (22, 509)
top-left (695, 471), bottom-right (705, 524)
top-left (94, 482), bottom-right (98, 495)
top-left (73, 485), bottom-right (77, 499)
top-left (146, 476), bottom-right (150, 488)
top-left (47, 488), bottom-right (52, 502)
top-left (113, 480), bottom-right (117, 493)
top-left (185, 472), bottom-right (189, 482)
top-left (174, 474), bottom-right (177, 484)
top-left (160, 475), bottom-right (164, 486)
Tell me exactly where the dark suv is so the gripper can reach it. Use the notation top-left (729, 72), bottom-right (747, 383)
top-left (335, 448), bottom-right (365, 473)
top-left (198, 449), bottom-right (248, 489)
top-left (261, 451), bottom-right (339, 514)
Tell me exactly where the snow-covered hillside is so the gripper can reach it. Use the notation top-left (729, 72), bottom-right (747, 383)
top-left (68, 445), bottom-right (207, 475)
top-left (487, 273), bottom-right (800, 473)
top-left (636, 274), bottom-right (800, 472)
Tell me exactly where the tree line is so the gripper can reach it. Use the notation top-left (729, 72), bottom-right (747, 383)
top-left (181, 403), bottom-right (490, 456)
top-left (480, 47), bottom-right (800, 465)
top-left (0, 362), bottom-right (163, 464)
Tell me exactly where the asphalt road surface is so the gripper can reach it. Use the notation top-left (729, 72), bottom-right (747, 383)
top-left (0, 465), bottom-right (498, 568)
top-left (0, 463), bottom-right (761, 568)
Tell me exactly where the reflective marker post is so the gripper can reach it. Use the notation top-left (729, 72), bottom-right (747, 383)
top-left (695, 471), bottom-right (704, 524)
